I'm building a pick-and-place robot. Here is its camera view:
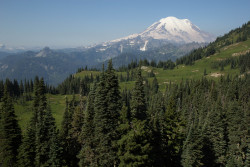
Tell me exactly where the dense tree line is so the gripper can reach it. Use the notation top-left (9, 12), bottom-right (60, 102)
top-left (57, 73), bottom-right (98, 95)
top-left (0, 77), bottom-right (57, 102)
top-left (1, 58), bottom-right (249, 166)
top-left (118, 59), bottom-right (176, 72)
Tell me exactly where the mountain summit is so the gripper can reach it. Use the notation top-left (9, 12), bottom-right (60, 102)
top-left (112, 16), bottom-right (215, 43)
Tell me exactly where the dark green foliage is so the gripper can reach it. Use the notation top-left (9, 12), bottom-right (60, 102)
top-left (226, 101), bottom-right (245, 166)
top-left (206, 99), bottom-right (227, 165)
top-left (92, 67), bottom-right (109, 165)
top-left (204, 68), bottom-right (207, 76)
top-left (17, 123), bottom-right (36, 167)
top-left (118, 119), bottom-right (153, 167)
top-left (0, 85), bottom-right (22, 167)
top-left (82, 60), bottom-right (122, 166)
top-left (57, 73), bottom-right (94, 95)
top-left (60, 95), bottom-right (82, 167)
top-left (78, 83), bottom-right (97, 167)
top-left (152, 76), bottom-right (159, 94)
top-left (18, 78), bottom-right (62, 167)
top-left (131, 67), bottom-right (147, 120)
top-left (118, 66), bottom-right (154, 166)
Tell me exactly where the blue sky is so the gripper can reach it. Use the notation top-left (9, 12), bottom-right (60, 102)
top-left (0, 0), bottom-right (250, 48)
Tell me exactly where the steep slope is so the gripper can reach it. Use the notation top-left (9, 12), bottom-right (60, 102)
top-left (99, 42), bottom-right (206, 69)
top-left (84, 16), bottom-right (215, 62)
top-left (112, 16), bottom-right (215, 43)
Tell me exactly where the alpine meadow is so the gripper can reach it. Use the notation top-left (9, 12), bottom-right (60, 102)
top-left (0, 1), bottom-right (250, 166)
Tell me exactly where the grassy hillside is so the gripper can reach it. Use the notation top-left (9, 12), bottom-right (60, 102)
top-left (74, 39), bottom-right (250, 91)
top-left (15, 94), bottom-right (76, 133)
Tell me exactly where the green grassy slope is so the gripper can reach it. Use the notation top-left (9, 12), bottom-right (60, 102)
top-left (15, 94), bottom-right (75, 133)
top-left (74, 39), bottom-right (250, 91)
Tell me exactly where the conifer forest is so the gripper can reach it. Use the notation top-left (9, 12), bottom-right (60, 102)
top-left (0, 58), bottom-right (250, 166)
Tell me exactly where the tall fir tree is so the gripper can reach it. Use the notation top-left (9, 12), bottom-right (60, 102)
top-left (93, 65), bottom-right (109, 166)
top-left (118, 66), bottom-right (153, 166)
top-left (206, 98), bottom-right (227, 166)
top-left (152, 76), bottom-right (159, 94)
top-left (0, 84), bottom-right (22, 167)
top-left (226, 100), bottom-right (245, 166)
top-left (93, 60), bottom-right (122, 166)
top-left (78, 83), bottom-right (97, 167)
top-left (163, 96), bottom-right (184, 166)
top-left (131, 66), bottom-right (147, 121)
top-left (60, 97), bottom-right (73, 166)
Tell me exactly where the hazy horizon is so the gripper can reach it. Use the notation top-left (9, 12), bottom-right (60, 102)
top-left (1, 0), bottom-right (250, 48)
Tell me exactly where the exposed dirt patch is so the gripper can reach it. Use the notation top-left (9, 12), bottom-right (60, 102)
top-left (164, 81), bottom-right (174, 84)
top-left (223, 43), bottom-right (240, 50)
top-left (210, 72), bottom-right (224, 77)
top-left (141, 66), bottom-right (148, 70)
top-left (232, 49), bottom-right (250, 57)
top-left (141, 66), bottom-right (151, 72)
top-left (192, 70), bottom-right (199, 72)
top-left (216, 58), bottom-right (225, 61)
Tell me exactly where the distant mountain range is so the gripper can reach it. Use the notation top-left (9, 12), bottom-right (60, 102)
top-left (0, 16), bottom-right (215, 85)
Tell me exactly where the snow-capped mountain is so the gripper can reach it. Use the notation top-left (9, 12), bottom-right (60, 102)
top-left (89, 16), bottom-right (215, 60)
top-left (111, 16), bottom-right (215, 44)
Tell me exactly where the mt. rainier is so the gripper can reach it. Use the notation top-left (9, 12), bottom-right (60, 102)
top-left (112, 16), bottom-right (215, 44)
top-left (86, 16), bottom-right (216, 63)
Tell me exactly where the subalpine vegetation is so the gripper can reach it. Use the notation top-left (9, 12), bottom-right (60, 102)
top-left (0, 22), bottom-right (250, 166)
top-left (0, 59), bottom-right (250, 166)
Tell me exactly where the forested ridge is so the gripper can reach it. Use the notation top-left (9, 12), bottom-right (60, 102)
top-left (0, 22), bottom-right (250, 166)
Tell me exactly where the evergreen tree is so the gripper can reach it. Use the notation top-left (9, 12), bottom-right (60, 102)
top-left (17, 122), bottom-right (36, 167)
top-left (0, 85), bottom-right (22, 167)
top-left (163, 96), bottom-right (184, 166)
top-left (94, 60), bottom-right (122, 166)
top-left (0, 80), bottom-right (4, 100)
top-left (78, 83), bottom-right (97, 167)
top-left (148, 93), bottom-right (166, 166)
top-left (131, 67), bottom-right (147, 120)
top-left (206, 98), bottom-right (227, 165)
top-left (226, 100), bottom-right (245, 166)
top-left (18, 78), bottom-right (62, 167)
top-left (118, 67), bottom-right (153, 166)
top-left (152, 76), bottom-right (159, 94)
top-left (60, 98), bottom-right (72, 166)
top-left (93, 66), bottom-right (108, 165)
top-left (68, 105), bottom-right (84, 166)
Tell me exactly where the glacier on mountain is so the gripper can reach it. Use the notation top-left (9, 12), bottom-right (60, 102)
top-left (110, 16), bottom-right (215, 44)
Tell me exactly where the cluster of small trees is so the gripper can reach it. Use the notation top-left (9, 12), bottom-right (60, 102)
top-left (211, 52), bottom-right (250, 73)
top-left (0, 77), bottom-right (57, 102)
top-left (118, 59), bottom-right (176, 72)
top-left (57, 74), bottom-right (95, 95)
